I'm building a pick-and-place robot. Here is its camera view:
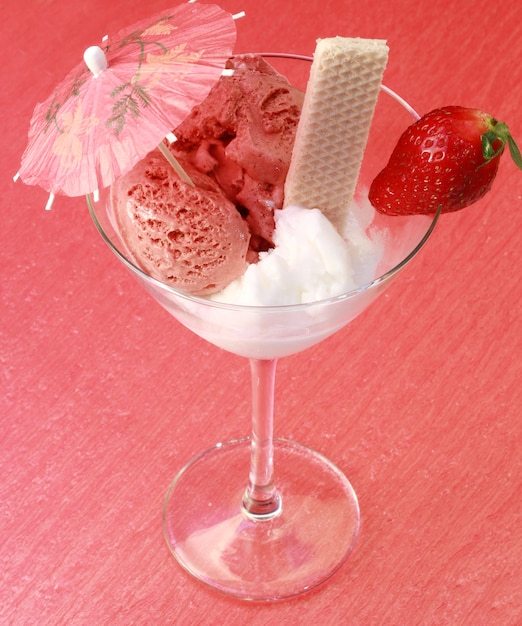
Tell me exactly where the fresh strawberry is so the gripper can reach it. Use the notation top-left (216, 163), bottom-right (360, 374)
top-left (369, 105), bottom-right (522, 215)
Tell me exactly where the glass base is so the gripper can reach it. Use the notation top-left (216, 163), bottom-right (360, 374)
top-left (163, 438), bottom-right (360, 601)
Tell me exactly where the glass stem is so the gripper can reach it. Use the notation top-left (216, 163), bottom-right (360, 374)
top-left (242, 358), bottom-right (282, 521)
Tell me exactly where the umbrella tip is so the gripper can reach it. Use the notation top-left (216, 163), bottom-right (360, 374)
top-left (45, 193), bottom-right (55, 211)
top-left (84, 46), bottom-right (108, 78)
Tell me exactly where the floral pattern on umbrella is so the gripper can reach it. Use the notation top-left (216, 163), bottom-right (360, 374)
top-left (16, 3), bottom-right (238, 199)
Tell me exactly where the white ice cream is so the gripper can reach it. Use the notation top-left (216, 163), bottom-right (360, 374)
top-left (209, 198), bottom-right (383, 306)
top-left (135, 195), bottom-right (434, 359)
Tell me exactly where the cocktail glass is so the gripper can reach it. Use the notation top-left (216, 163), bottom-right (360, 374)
top-left (87, 55), bottom-right (439, 601)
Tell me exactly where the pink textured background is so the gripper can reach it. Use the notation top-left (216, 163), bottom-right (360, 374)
top-left (1, 0), bottom-right (521, 624)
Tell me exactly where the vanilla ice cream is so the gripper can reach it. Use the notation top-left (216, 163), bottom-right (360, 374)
top-left (210, 198), bottom-right (383, 306)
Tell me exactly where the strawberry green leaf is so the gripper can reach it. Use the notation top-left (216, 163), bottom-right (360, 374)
top-left (507, 134), bottom-right (522, 170)
top-left (482, 131), bottom-right (503, 161)
top-left (488, 119), bottom-right (522, 170)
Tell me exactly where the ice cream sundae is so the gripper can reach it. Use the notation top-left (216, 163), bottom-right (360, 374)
top-left (110, 38), bottom-right (390, 304)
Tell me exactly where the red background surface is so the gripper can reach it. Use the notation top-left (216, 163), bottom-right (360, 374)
top-left (1, 0), bottom-right (521, 624)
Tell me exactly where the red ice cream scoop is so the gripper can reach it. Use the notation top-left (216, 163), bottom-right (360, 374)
top-left (111, 151), bottom-right (250, 296)
top-left (172, 54), bottom-right (304, 251)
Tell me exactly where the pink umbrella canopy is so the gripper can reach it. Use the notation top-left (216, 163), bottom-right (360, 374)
top-left (16, 3), bottom-right (239, 201)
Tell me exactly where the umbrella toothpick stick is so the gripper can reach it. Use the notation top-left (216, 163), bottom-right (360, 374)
top-left (158, 139), bottom-right (195, 187)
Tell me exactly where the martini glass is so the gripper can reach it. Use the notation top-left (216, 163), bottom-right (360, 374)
top-left (87, 55), bottom-right (439, 601)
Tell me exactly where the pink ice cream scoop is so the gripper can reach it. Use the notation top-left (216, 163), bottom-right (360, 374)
top-left (172, 54), bottom-right (304, 251)
top-left (111, 151), bottom-right (250, 296)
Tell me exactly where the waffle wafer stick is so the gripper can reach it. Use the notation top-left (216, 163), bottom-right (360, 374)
top-left (284, 37), bottom-right (389, 231)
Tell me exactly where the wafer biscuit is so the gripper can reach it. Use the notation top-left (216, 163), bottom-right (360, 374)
top-left (284, 37), bottom-right (388, 231)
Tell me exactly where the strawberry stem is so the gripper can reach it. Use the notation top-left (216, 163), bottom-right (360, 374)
top-left (486, 118), bottom-right (522, 170)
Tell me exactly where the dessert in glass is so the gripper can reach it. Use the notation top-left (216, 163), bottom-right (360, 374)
top-left (87, 44), bottom-right (439, 600)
